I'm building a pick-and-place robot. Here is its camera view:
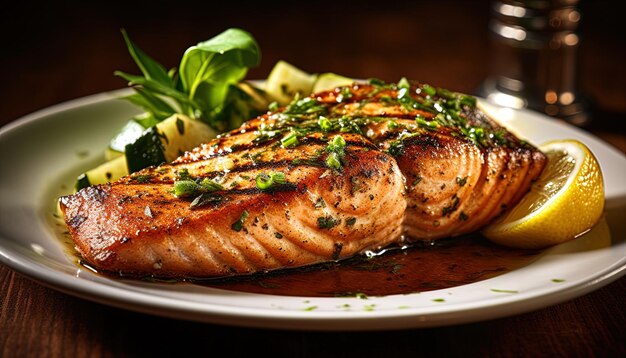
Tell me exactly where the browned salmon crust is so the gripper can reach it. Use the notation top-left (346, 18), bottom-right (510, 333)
top-left (60, 82), bottom-right (546, 278)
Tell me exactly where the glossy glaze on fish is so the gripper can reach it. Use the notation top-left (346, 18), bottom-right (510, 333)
top-left (60, 81), bottom-right (546, 278)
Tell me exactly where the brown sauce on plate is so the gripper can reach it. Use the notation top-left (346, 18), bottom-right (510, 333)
top-left (191, 234), bottom-right (542, 297)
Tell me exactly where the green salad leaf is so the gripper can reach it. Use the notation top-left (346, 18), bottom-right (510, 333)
top-left (120, 29), bottom-right (173, 88)
top-left (114, 28), bottom-right (261, 132)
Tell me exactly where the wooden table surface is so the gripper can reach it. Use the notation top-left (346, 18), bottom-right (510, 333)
top-left (1, 1), bottom-right (625, 356)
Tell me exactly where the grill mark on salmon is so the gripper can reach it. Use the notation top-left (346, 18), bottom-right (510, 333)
top-left (60, 81), bottom-right (546, 279)
top-left (178, 132), bottom-right (376, 163)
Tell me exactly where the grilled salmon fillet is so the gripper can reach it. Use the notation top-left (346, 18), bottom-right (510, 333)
top-left (60, 80), bottom-right (546, 278)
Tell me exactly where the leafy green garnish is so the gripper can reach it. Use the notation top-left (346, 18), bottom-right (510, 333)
top-left (326, 152), bottom-right (342, 170)
top-left (317, 215), bottom-right (340, 229)
top-left (231, 210), bottom-right (250, 232)
top-left (173, 180), bottom-right (200, 197)
top-left (255, 172), bottom-right (287, 191)
top-left (115, 28), bottom-right (261, 132)
top-left (173, 177), bottom-right (224, 197)
top-left (179, 28), bottom-right (261, 129)
top-left (280, 131), bottom-right (299, 148)
top-left (325, 135), bottom-right (347, 170)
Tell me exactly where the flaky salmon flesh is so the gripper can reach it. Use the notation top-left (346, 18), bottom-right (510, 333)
top-left (60, 81), bottom-right (547, 279)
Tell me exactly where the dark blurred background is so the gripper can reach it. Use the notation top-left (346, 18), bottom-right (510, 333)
top-left (1, 2), bottom-right (626, 355)
top-left (0, 0), bottom-right (624, 142)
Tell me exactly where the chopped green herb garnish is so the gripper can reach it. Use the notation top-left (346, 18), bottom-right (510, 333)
top-left (442, 194), bottom-right (460, 217)
top-left (176, 168), bottom-right (193, 181)
top-left (456, 176), bottom-right (468, 186)
top-left (380, 95), bottom-right (394, 105)
top-left (460, 94), bottom-right (477, 107)
top-left (337, 87), bottom-right (353, 102)
top-left (292, 157), bottom-right (324, 167)
top-left (280, 131), bottom-right (299, 148)
top-left (131, 174), bottom-right (153, 183)
top-left (317, 215), bottom-right (340, 229)
top-left (174, 177), bottom-right (223, 198)
top-left (324, 135), bottom-right (347, 170)
top-left (190, 193), bottom-right (223, 209)
top-left (368, 78), bottom-right (385, 86)
top-left (314, 197), bottom-right (326, 209)
top-left (490, 288), bottom-right (519, 294)
top-left (346, 217), bottom-right (357, 226)
top-left (255, 171), bottom-right (287, 190)
top-left (422, 84), bottom-right (437, 97)
top-left (318, 116), bottom-right (333, 132)
top-left (199, 178), bottom-right (224, 191)
top-left (397, 77), bottom-right (410, 89)
top-left (327, 135), bottom-right (346, 152)
top-left (284, 97), bottom-right (327, 115)
top-left (173, 180), bottom-right (199, 197)
top-left (387, 140), bottom-right (405, 156)
top-left (416, 115), bottom-right (438, 131)
top-left (231, 210), bottom-right (249, 232)
top-left (326, 152), bottom-right (341, 170)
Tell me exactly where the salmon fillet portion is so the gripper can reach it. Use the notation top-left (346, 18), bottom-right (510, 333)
top-left (60, 80), bottom-right (546, 279)
top-left (61, 132), bottom-right (406, 278)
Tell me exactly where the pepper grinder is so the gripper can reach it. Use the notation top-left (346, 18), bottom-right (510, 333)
top-left (478, 0), bottom-right (589, 126)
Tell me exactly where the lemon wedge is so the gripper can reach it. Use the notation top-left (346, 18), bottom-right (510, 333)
top-left (482, 139), bottom-right (605, 249)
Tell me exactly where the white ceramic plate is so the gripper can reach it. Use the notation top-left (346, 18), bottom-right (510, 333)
top-left (1, 89), bottom-right (625, 331)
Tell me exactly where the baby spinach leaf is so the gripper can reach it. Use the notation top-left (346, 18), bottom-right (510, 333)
top-left (120, 29), bottom-right (173, 89)
top-left (179, 28), bottom-right (261, 124)
top-left (116, 28), bottom-right (261, 131)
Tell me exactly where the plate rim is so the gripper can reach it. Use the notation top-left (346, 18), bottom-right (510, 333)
top-left (1, 87), bottom-right (626, 330)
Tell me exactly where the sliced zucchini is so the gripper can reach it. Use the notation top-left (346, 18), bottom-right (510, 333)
top-left (109, 119), bottom-right (146, 152)
top-left (156, 114), bottom-right (217, 164)
top-left (75, 155), bottom-right (128, 191)
top-left (265, 60), bottom-right (317, 105)
top-left (104, 146), bottom-right (124, 161)
top-left (125, 113), bottom-right (217, 172)
top-left (238, 81), bottom-right (272, 112)
top-left (312, 73), bottom-right (354, 93)
top-left (75, 114), bottom-right (217, 191)
top-left (124, 126), bottom-right (167, 173)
